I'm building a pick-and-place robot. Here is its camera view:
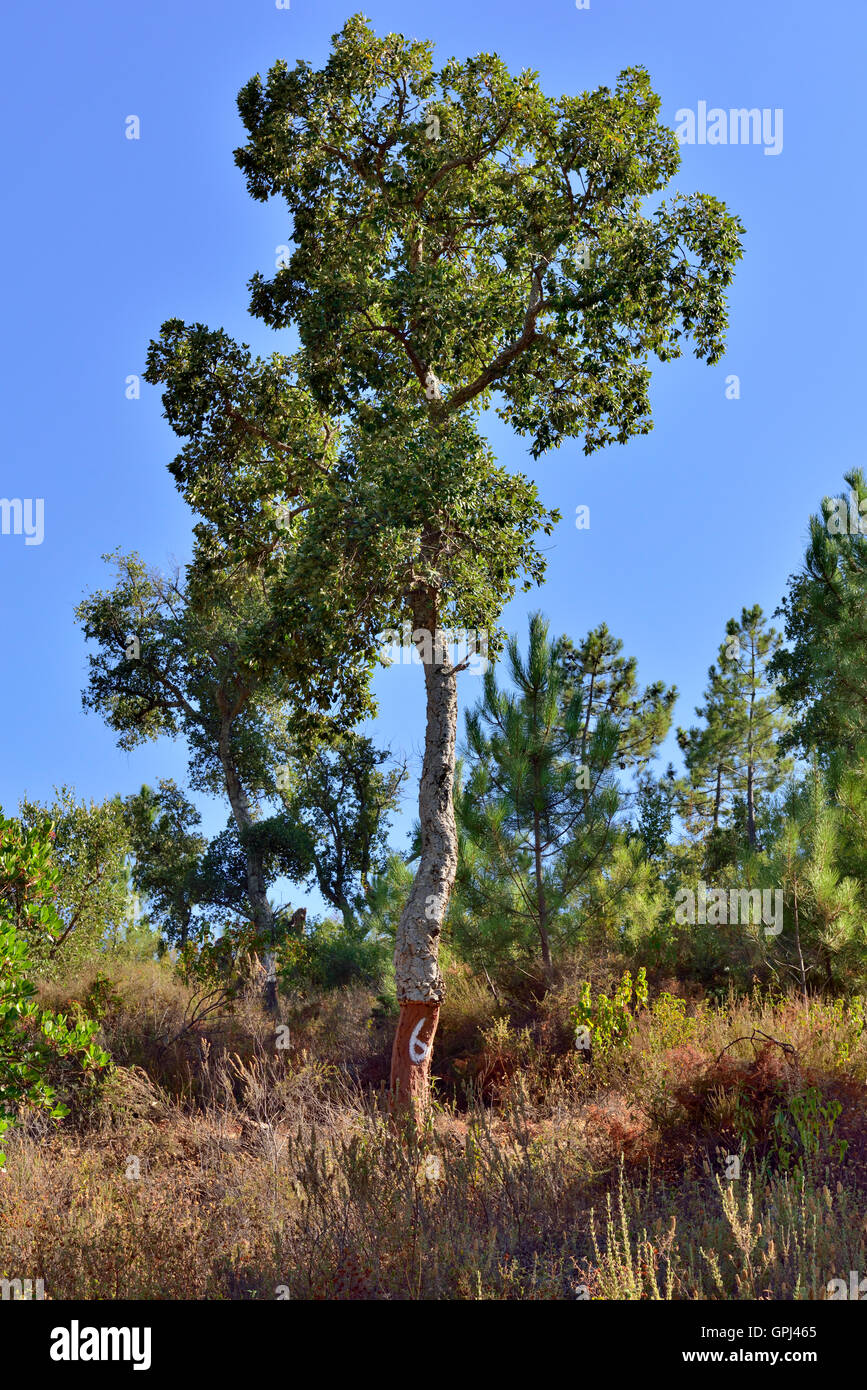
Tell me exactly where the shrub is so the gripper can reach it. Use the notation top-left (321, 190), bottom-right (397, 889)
top-left (571, 967), bottom-right (648, 1060)
top-left (0, 814), bottom-right (110, 1160)
top-left (278, 917), bottom-right (390, 993)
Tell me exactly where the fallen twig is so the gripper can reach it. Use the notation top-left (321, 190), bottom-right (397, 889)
top-left (715, 1028), bottom-right (797, 1064)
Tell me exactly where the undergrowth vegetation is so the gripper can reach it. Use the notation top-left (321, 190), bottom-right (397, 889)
top-left (3, 955), bottom-right (866, 1300)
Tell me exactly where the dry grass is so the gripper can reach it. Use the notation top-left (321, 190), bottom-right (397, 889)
top-left (3, 959), bottom-right (867, 1299)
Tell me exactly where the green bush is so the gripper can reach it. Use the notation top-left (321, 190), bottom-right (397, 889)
top-left (278, 917), bottom-right (390, 993)
top-left (0, 813), bottom-right (110, 1161)
top-left (571, 966), bottom-right (648, 1060)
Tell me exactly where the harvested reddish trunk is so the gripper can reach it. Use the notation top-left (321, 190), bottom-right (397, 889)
top-left (389, 1000), bottom-right (441, 1121)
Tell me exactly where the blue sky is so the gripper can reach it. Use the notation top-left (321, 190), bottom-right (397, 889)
top-left (2, 0), bottom-right (863, 914)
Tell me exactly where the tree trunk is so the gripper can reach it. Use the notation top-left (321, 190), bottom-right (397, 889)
top-left (712, 764), bottom-right (722, 830)
top-left (746, 642), bottom-right (757, 849)
top-left (821, 942), bottom-right (834, 993)
top-left (746, 760), bottom-right (756, 850)
top-left (532, 782), bottom-right (552, 974)
top-left (389, 1000), bottom-right (441, 1127)
top-left (219, 717), bottom-right (278, 1017)
top-left (792, 884), bottom-right (808, 1012)
top-left (390, 592), bottom-right (458, 1129)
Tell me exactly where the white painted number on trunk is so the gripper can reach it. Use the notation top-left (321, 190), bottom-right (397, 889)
top-left (409, 1018), bottom-right (430, 1065)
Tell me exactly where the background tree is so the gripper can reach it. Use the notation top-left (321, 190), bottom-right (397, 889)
top-left (76, 550), bottom-right (311, 1012)
top-left (124, 780), bottom-right (209, 949)
top-left (730, 606), bottom-right (792, 850)
top-left (772, 469), bottom-right (867, 760)
top-left (677, 672), bottom-right (740, 848)
top-left (678, 605), bottom-right (791, 862)
top-left (124, 778), bottom-right (316, 990)
top-left (17, 789), bottom-right (132, 979)
top-left (275, 732), bottom-right (406, 930)
top-left (630, 765), bottom-right (676, 862)
top-left (450, 613), bottom-right (671, 978)
top-left (558, 623), bottom-right (677, 773)
top-left (767, 769), bottom-right (865, 998)
top-left (829, 748), bottom-right (867, 893)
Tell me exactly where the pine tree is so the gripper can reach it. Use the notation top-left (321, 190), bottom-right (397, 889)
top-left (451, 613), bottom-right (670, 975)
top-left (558, 624), bottom-right (677, 772)
top-left (678, 605), bottom-right (791, 856)
top-left (676, 673), bottom-right (739, 841)
top-left (772, 469), bottom-right (867, 758)
top-left (767, 767), bottom-right (865, 999)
